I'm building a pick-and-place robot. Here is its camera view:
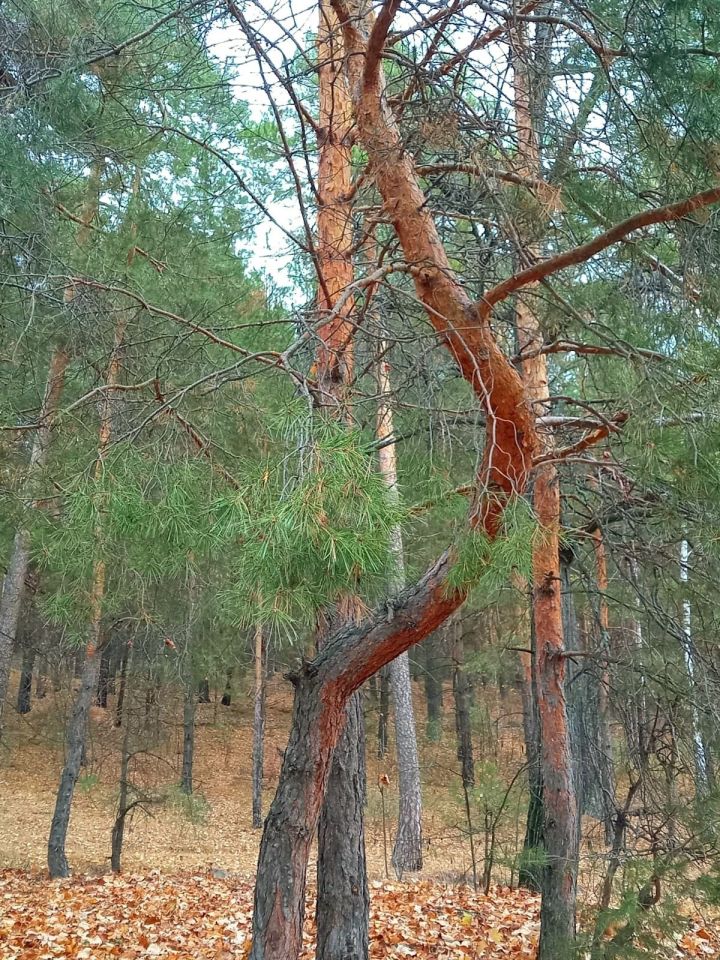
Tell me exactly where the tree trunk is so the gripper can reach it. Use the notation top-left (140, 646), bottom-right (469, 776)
top-left (313, 4), bottom-right (371, 954)
top-left (16, 645), bottom-right (35, 715)
top-left (181, 681), bottom-right (196, 794)
top-left (111, 712), bottom-right (132, 873)
top-left (451, 619), bottom-right (474, 790)
top-left (96, 642), bottom-right (111, 708)
top-left (247, 3), bottom-right (538, 953)
top-left (114, 645), bottom-right (129, 728)
top-left (680, 539), bottom-right (711, 795)
top-left (510, 20), bottom-right (579, 955)
top-left (376, 334), bottom-right (423, 877)
top-left (377, 665), bottom-right (389, 758)
top-left (111, 646), bottom-right (134, 873)
top-left (197, 677), bottom-right (210, 703)
top-left (515, 585), bottom-right (544, 891)
top-left (0, 347), bottom-right (69, 731)
top-left (534, 466), bottom-right (579, 960)
top-left (317, 692), bottom-right (369, 960)
top-left (48, 645), bottom-right (103, 877)
top-left (423, 632), bottom-right (444, 742)
top-left (252, 623), bottom-right (265, 828)
top-left (221, 667), bottom-right (233, 706)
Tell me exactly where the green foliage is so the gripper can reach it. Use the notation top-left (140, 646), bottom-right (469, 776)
top-left (447, 497), bottom-right (536, 596)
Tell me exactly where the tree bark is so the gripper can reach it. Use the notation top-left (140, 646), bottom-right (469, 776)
top-left (450, 618), bottom-right (474, 790)
top-left (516, 588), bottom-right (544, 891)
top-left (16, 644), bottom-right (35, 715)
top-left (317, 692), bottom-right (368, 960)
top-left (376, 665), bottom-right (389, 758)
top-left (96, 642), bottom-right (111, 709)
top-left (221, 667), bottom-right (233, 706)
top-left (252, 623), bottom-right (265, 828)
top-left (180, 573), bottom-right (199, 795)
top-left (376, 334), bottom-right (423, 877)
top-left (313, 4), bottom-right (371, 954)
top-left (510, 19), bottom-right (579, 956)
top-left (423, 632), bottom-right (444, 742)
top-left (680, 539), bottom-right (711, 795)
top-left (48, 646), bottom-right (103, 877)
top-left (114, 644), bottom-right (129, 728)
top-left (0, 346), bottom-right (69, 731)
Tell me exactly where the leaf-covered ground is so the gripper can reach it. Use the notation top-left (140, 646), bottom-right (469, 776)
top-left (1, 871), bottom-right (718, 960)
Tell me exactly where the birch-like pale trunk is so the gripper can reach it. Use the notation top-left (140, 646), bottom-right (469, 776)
top-left (376, 339), bottom-right (423, 876)
top-left (680, 539), bottom-right (710, 796)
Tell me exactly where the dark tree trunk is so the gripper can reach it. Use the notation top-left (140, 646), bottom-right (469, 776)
top-left (221, 667), bottom-right (233, 706)
top-left (111, 652), bottom-right (133, 873)
top-left (252, 624), bottom-right (265, 828)
top-left (377, 665), bottom-right (389, 758)
top-left (96, 643), bottom-right (110, 708)
top-left (111, 718), bottom-right (131, 873)
top-left (317, 692), bottom-right (369, 960)
top-left (36, 657), bottom-right (48, 699)
top-left (181, 681), bottom-right (196, 794)
top-left (114, 645), bottom-right (129, 728)
top-left (519, 599), bottom-right (544, 891)
top-left (197, 677), bottom-right (210, 703)
top-left (16, 646), bottom-right (35, 715)
top-left (423, 632), bottom-right (444, 742)
top-left (48, 646), bottom-right (103, 877)
top-left (451, 621), bottom-right (474, 789)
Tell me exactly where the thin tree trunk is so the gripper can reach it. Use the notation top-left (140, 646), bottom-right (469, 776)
top-left (111, 710), bottom-right (132, 873)
top-left (197, 677), bottom-right (210, 703)
top-left (48, 646), bottom-right (103, 876)
top-left (181, 682), bottom-right (196, 794)
top-left (423, 632), bottom-right (443, 742)
top-left (180, 572), bottom-right (199, 794)
top-left (252, 623), bottom-right (265, 828)
top-left (516, 587), bottom-right (544, 891)
top-left (451, 618), bottom-right (474, 790)
top-left (680, 539), bottom-right (711, 795)
top-left (377, 665), bottom-right (389, 758)
top-left (111, 642), bottom-right (135, 873)
top-left (221, 667), bottom-right (233, 706)
top-left (0, 347), bottom-right (69, 731)
top-left (16, 645), bottom-right (35, 715)
top-left (376, 334), bottom-right (423, 877)
top-left (96, 642), bottom-right (111, 708)
top-left (114, 645), bottom-right (129, 728)
top-left (587, 524), bottom-right (616, 840)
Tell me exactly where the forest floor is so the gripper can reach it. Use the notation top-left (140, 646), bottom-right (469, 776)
top-left (1, 673), bottom-right (719, 958)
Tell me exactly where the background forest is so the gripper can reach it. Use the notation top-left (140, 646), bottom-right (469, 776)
top-left (2, 1), bottom-right (720, 959)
